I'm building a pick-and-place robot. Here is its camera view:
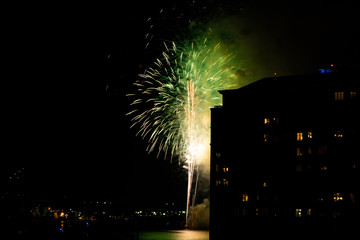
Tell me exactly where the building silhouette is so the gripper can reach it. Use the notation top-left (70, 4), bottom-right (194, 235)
top-left (210, 69), bottom-right (360, 239)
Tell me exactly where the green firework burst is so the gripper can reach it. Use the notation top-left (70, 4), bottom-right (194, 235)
top-left (127, 37), bottom-right (241, 161)
top-left (127, 33), bottom-right (244, 225)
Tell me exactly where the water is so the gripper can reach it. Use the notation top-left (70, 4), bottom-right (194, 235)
top-left (139, 230), bottom-right (209, 240)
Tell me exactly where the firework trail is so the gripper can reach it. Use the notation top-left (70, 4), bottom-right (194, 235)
top-left (127, 36), bottom-right (241, 225)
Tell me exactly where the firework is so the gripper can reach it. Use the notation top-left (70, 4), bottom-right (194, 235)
top-left (127, 35), bottom-right (241, 225)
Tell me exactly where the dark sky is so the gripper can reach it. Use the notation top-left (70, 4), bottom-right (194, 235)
top-left (2, 1), bottom-right (190, 208)
top-left (2, 1), bottom-right (359, 208)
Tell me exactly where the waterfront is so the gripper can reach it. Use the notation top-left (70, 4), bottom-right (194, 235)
top-left (139, 230), bottom-right (209, 240)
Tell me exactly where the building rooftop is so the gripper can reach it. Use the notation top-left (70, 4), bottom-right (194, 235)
top-left (221, 71), bottom-right (358, 96)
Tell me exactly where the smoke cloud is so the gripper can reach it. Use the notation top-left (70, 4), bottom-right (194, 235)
top-left (202, 1), bottom-right (360, 85)
top-left (187, 198), bottom-right (210, 230)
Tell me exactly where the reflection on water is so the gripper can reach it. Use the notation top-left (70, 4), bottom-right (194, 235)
top-left (139, 230), bottom-right (209, 240)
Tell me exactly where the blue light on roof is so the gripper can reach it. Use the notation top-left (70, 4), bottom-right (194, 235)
top-left (318, 68), bottom-right (337, 74)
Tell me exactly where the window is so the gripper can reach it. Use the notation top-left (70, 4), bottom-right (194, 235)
top-left (242, 193), bottom-right (248, 202)
top-left (307, 131), bottom-right (312, 139)
top-left (216, 152), bottom-right (221, 158)
top-left (215, 164), bottom-right (219, 172)
top-left (264, 114), bottom-right (279, 125)
top-left (333, 210), bottom-right (341, 218)
top-left (333, 193), bottom-right (343, 202)
top-left (273, 117), bottom-right (280, 124)
top-left (334, 91), bottom-right (344, 101)
top-left (320, 163), bottom-right (328, 172)
top-left (273, 134), bottom-right (280, 142)
top-left (334, 130), bottom-right (343, 138)
top-left (307, 147), bottom-right (312, 155)
top-left (242, 208), bottom-right (248, 216)
top-left (306, 209), bottom-right (312, 216)
top-left (216, 179), bottom-right (228, 186)
top-left (350, 91), bottom-right (357, 99)
top-left (297, 132), bottom-right (303, 141)
top-left (318, 146), bottom-right (327, 155)
top-left (307, 164), bottom-right (313, 171)
top-left (264, 133), bottom-right (269, 142)
top-left (296, 147), bottom-right (303, 156)
top-left (223, 164), bottom-right (229, 173)
top-left (350, 193), bottom-right (355, 204)
top-left (295, 209), bottom-right (302, 217)
top-left (296, 163), bottom-right (303, 172)
top-left (352, 162), bottom-right (359, 169)
top-left (264, 208), bottom-right (269, 216)
top-left (263, 181), bottom-right (268, 188)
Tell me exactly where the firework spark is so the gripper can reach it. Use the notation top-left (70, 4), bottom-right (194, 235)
top-left (127, 36), bottom-right (241, 225)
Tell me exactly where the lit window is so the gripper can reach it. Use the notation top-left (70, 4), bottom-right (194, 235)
top-left (215, 164), bottom-right (219, 172)
top-left (333, 193), bottom-right (343, 202)
top-left (297, 132), bottom-right (303, 141)
top-left (320, 164), bottom-right (328, 172)
top-left (264, 133), bottom-right (269, 142)
top-left (350, 91), bottom-right (357, 99)
top-left (295, 209), bottom-right (302, 217)
top-left (296, 147), bottom-right (303, 156)
top-left (334, 130), bottom-right (343, 138)
top-left (334, 91), bottom-right (344, 101)
top-left (307, 209), bottom-right (312, 216)
top-left (264, 115), bottom-right (279, 125)
top-left (215, 180), bottom-right (222, 186)
top-left (307, 131), bottom-right (312, 139)
top-left (223, 165), bottom-right (229, 173)
top-left (215, 178), bottom-right (229, 186)
top-left (242, 193), bottom-right (248, 202)
top-left (255, 208), bottom-right (259, 216)
top-left (216, 153), bottom-right (221, 158)
top-left (263, 182), bottom-right (268, 188)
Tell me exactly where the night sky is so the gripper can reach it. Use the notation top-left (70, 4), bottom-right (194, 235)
top-left (2, 1), bottom-right (359, 209)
